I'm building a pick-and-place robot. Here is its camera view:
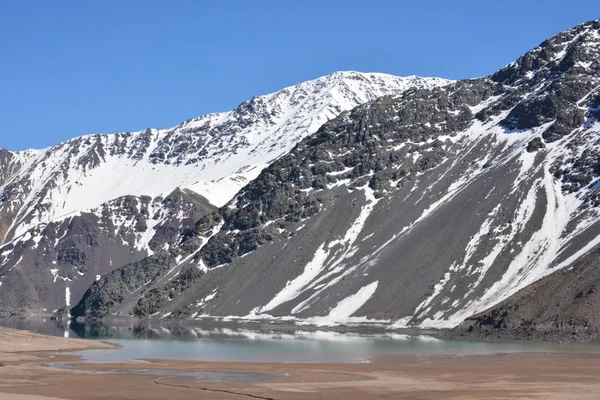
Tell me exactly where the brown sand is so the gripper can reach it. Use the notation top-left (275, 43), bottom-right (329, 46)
top-left (1, 328), bottom-right (600, 399)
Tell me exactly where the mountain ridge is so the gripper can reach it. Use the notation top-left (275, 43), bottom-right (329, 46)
top-left (0, 71), bottom-right (450, 241)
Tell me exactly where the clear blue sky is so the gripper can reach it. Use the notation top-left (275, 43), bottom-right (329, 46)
top-left (1, 1), bottom-right (598, 151)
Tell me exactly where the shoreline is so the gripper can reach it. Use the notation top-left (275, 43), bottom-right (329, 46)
top-left (2, 328), bottom-right (600, 399)
top-left (0, 327), bottom-right (118, 360)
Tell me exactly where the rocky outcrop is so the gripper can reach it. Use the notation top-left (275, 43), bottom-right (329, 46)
top-left (70, 253), bottom-right (176, 320)
top-left (0, 188), bottom-right (214, 314)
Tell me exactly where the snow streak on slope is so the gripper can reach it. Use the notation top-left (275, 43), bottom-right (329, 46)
top-left (250, 185), bottom-right (381, 317)
top-left (417, 123), bottom-right (600, 328)
top-left (308, 281), bottom-right (379, 326)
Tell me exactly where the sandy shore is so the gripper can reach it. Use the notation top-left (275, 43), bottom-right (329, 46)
top-left (2, 328), bottom-right (600, 399)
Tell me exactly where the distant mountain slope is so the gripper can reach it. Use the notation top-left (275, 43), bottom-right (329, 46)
top-left (0, 72), bottom-right (449, 313)
top-left (73, 20), bottom-right (600, 331)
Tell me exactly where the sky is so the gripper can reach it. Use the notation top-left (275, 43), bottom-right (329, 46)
top-left (0, 1), bottom-right (598, 151)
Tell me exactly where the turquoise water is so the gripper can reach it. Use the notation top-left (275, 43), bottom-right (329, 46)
top-left (2, 318), bottom-right (598, 363)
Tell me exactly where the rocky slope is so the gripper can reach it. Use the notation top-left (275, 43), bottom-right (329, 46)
top-left (455, 246), bottom-right (600, 342)
top-left (72, 20), bottom-right (600, 331)
top-left (0, 189), bottom-right (214, 314)
top-left (0, 72), bottom-right (448, 313)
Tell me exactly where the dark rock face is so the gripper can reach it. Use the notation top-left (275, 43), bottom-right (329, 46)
top-left (197, 81), bottom-right (492, 271)
top-left (495, 20), bottom-right (599, 143)
top-left (526, 137), bottom-right (545, 152)
top-left (132, 265), bottom-right (203, 317)
top-left (0, 189), bottom-right (214, 314)
top-left (72, 210), bottom-right (223, 320)
top-left (70, 253), bottom-right (176, 320)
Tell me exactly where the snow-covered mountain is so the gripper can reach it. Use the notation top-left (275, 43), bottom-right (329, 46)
top-left (0, 72), bottom-right (449, 243)
top-left (0, 71), bottom-right (450, 313)
top-left (72, 20), bottom-right (600, 334)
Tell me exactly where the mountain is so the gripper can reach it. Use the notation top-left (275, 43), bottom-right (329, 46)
top-left (72, 20), bottom-right (600, 334)
top-left (0, 72), bottom-right (450, 314)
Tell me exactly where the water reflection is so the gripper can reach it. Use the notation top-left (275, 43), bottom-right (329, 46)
top-left (0, 316), bottom-right (71, 338)
top-left (1, 317), bottom-right (599, 364)
top-left (0, 317), bottom-right (438, 342)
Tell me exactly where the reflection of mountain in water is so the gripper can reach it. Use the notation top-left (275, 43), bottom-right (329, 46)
top-left (0, 317), bottom-right (434, 341)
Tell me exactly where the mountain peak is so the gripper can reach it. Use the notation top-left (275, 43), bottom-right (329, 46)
top-left (493, 19), bottom-right (600, 85)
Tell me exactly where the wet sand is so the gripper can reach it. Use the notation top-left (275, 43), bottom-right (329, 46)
top-left (2, 328), bottom-right (600, 399)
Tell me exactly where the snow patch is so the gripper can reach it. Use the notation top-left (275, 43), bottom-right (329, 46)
top-left (310, 281), bottom-right (379, 326)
